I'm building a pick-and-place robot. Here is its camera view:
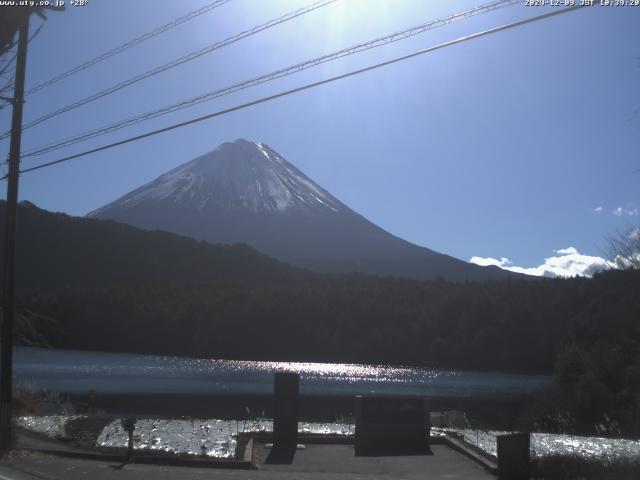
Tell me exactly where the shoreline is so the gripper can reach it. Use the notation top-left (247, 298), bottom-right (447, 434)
top-left (67, 392), bottom-right (530, 429)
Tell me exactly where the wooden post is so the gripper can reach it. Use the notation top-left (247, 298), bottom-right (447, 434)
top-left (0, 17), bottom-right (29, 448)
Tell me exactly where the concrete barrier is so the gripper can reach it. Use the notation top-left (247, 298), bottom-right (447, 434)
top-left (354, 395), bottom-right (430, 456)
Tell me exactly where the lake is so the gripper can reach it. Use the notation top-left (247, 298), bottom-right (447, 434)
top-left (14, 346), bottom-right (551, 399)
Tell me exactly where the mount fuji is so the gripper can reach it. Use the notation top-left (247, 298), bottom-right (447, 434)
top-left (88, 139), bottom-right (514, 281)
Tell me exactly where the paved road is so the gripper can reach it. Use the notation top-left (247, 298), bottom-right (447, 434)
top-left (0, 444), bottom-right (495, 480)
top-left (1, 456), bottom-right (351, 480)
top-left (2, 456), bottom-right (388, 480)
top-left (258, 444), bottom-right (494, 479)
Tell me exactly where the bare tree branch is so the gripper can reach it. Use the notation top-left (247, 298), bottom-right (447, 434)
top-left (607, 226), bottom-right (640, 270)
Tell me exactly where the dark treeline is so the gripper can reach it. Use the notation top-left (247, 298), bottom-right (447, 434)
top-left (3, 201), bottom-right (640, 434)
top-left (17, 270), bottom-right (639, 374)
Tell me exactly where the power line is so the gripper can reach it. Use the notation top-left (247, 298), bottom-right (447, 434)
top-left (0, 16), bottom-right (43, 76)
top-left (0, 75), bottom-right (15, 95)
top-left (20, 0), bottom-right (520, 159)
top-left (0, 47), bottom-right (17, 78)
top-left (0, 25), bottom-right (33, 77)
top-left (0, 22), bottom-right (44, 110)
top-left (0, 0), bottom-right (337, 141)
top-left (4, 4), bottom-right (590, 180)
top-left (23, 0), bottom-right (232, 97)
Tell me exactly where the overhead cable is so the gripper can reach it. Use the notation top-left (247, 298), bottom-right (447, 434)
top-left (24, 0), bottom-right (232, 96)
top-left (0, 0), bottom-right (337, 141)
top-left (21, 0), bottom-right (519, 158)
top-left (5, 4), bottom-right (590, 180)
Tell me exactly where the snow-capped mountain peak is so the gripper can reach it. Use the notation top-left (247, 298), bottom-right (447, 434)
top-left (88, 138), bottom-right (518, 281)
top-left (90, 139), bottom-right (341, 215)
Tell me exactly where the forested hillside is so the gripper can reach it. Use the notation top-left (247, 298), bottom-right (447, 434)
top-left (3, 201), bottom-right (640, 434)
top-left (2, 201), bottom-right (299, 290)
top-left (18, 269), bottom-right (639, 375)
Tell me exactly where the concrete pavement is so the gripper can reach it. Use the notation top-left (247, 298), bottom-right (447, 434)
top-left (255, 443), bottom-right (494, 479)
top-left (0, 442), bottom-right (495, 480)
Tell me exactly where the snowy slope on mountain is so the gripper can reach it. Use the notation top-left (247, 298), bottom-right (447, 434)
top-left (88, 139), bottom-right (515, 281)
top-left (91, 140), bottom-right (341, 215)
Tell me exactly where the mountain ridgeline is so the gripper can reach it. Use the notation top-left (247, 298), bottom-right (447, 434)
top-left (1, 201), bottom-right (298, 291)
top-left (88, 139), bottom-right (513, 282)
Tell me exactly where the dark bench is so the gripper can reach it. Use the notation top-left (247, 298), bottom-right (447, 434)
top-left (354, 395), bottom-right (430, 456)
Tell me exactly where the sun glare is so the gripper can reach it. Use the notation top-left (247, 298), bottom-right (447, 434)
top-left (324, 0), bottom-right (393, 45)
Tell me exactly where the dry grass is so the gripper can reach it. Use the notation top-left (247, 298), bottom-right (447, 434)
top-left (12, 381), bottom-right (70, 416)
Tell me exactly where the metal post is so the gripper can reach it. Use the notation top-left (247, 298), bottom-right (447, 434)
top-left (1, 17), bottom-right (29, 447)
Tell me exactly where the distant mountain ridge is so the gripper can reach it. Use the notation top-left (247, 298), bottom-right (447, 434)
top-left (1, 200), bottom-right (294, 290)
top-left (88, 139), bottom-right (516, 281)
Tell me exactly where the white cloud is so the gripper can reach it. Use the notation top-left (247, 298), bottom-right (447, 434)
top-left (594, 206), bottom-right (603, 214)
top-left (630, 228), bottom-right (640, 241)
top-left (554, 247), bottom-right (577, 255)
top-left (468, 256), bottom-right (511, 268)
top-left (613, 207), bottom-right (638, 216)
top-left (469, 247), bottom-right (612, 278)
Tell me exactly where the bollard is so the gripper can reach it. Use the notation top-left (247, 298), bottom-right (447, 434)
top-left (266, 372), bottom-right (299, 464)
top-left (497, 432), bottom-right (530, 480)
top-left (121, 417), bottom-right (137, 462)
top-left (273, 372), bottom-right (299, 448)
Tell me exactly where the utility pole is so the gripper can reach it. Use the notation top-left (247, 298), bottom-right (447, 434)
top-left (0, 16), bottom-right (29, 448)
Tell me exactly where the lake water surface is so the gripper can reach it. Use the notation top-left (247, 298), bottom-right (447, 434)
top-left (14, 347), bottom-right (551, 398)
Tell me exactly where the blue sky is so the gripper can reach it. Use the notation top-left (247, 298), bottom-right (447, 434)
top-left (1, 0), bottom-right (638, 275)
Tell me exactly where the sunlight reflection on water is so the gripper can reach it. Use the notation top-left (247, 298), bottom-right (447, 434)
top-left (14, 347), bottom-right (548, 397)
